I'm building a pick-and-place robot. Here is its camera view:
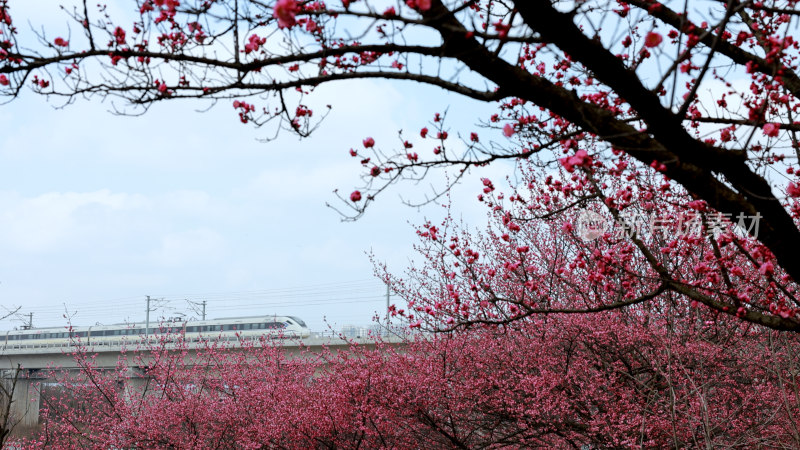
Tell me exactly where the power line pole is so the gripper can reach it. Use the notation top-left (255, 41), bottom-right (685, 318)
top-left (201, 300), bottom-right (206, 321)
top-left (145, 295), bottom-right (151, 337)
top-left (22, 312), bottom-right (33, 330)
top-left (386, 283), bottom-right (390, 323)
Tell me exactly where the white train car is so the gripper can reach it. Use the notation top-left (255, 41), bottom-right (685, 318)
top-left (2, 315), bottom-right (310, 350)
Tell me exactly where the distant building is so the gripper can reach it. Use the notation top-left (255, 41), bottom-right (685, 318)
top-left (340, 324), bottom-right (383, 338)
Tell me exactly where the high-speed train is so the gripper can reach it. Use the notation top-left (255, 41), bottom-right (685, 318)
top-left (2, 315), bottom-right (311, 350)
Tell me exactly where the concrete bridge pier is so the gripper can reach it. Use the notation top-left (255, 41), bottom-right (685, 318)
top-left (1, 373), bottom-right (41, 429)
top-left (122, 369), bottom-right (150, 403)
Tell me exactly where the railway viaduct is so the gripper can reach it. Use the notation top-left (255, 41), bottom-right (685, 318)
top-left (0, 336), bottom-right (406, 429)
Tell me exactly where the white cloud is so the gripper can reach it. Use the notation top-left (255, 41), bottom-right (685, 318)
top-left (151, 228), bottom-right (227, 267)
top-left (0, 189), bottom-right (148, 253)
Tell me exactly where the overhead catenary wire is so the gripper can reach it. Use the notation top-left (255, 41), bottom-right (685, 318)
top-left (7, 278), bottom-right (398, 331)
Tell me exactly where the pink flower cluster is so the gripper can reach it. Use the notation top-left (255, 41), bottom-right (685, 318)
top-left (274, 0), bottom-right (300, 29)
top-left (244, 34), bottom-right (266, 54)
top-left (558, 149), bottom-right (592, 172)
top-left (233, 100), bottom-right (256, 123)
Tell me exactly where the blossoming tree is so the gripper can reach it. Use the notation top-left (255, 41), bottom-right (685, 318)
top-left (1, 0), bottom-right (800, 330)
top-left (13, 315), bottom-right (800, 448)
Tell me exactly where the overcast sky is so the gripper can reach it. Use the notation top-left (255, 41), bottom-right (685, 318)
top-left (3, 1), bottom-right (755, 334)
top-left (0, 68), bottom-right (507, 332)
